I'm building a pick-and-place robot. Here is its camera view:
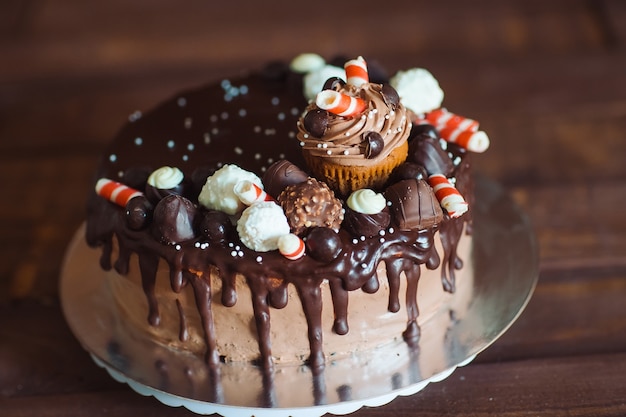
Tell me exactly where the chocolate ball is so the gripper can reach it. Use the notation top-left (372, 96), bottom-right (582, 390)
top-left (303, 109), bottom-right (330, 138)
top-left (381, 84), bottom-right (400, 110)
top-left (125, 196), bottom-right (153, 230)
top-left (197, 209), bottom-right (233, 244)
top-left (305, 227), bottom-right (343, 263)
top-left (322, 77), bottom-right (346, 91)
top-left (363, 131), bottom-right (384, 159)
top-left (152, 195), bottom-right (197, 245)
top-left (262, 160), bottom-right (309, 199)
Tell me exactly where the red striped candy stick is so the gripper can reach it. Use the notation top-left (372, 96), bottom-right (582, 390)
top-left (425, 108), bottom-right (490, 153)
top-left (344, 56), bottom-right (369, 86)
top-left (278, 233), bottom-right (305, 260)
top-left (426, 108), bottom-right (479, 132)
top-left (234, 180), bottom-right (274, 205)
top-left (427, 174), bottom-right (468, 218)
top-left (439, 128), bottom-right (490, 153)
top-left (316, 90), bottom-right (367, 118)
top-left (95, 178), bottom-right (143, 207)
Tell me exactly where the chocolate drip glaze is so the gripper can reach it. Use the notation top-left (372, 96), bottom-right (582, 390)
top-left (86, 61), bottom-right (472, 371)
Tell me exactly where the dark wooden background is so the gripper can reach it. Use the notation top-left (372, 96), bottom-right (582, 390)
top-left (1, 0), bottom-right (626, 415)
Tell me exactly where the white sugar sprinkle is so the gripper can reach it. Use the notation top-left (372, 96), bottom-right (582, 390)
top-left (240, 85), bottom-right (249, 95)
top-left (128, 110), bottom-right (142, 122)
top-left (289, 132), bottom-right (296, 138)
top-left (134, 137), bottom-right (143, 146)
top-left (239, 109), bottom-right (247, 117)
top-left (326, 150), bottom-right (332, 155)
top-left (361, 263), bottom-right (367, 268)
top-left (210, 115), bottom-right (218, 123)
top-left (182, 155), bottom-right (189, 161)
top-left (177, 97), bottom-right (187, 107)
top-left (175, 244), bottom-right (181, 251)
top-left (271, 97), bottom-right (280, 105)
top-left (291, 107), bottom-right (299, 116)
top-left (184, 117), bottom-right (192, 129)
top-left (167, 140), bottom-right (175, 149)
top-left (256, 256), bottom-right (263, 263)
top-left (220, 112), bottom-right (229, 120)
top-left (204, 133), bottom-right (211, 144)
top-left (254, 126), bottom-right (262, 133)
top-left (234, 147), bottom-right (243, 155)
top-left (352, 238), bottom-right (358, 244)
top-left (254, 153), bottom-right (261, 160)
top-left (277, 112), bottom-right (285, 121)
top-left (187, 143), bottom-right (195, 151)
top-left (230, 250), bottom-right (237, 257)
top-left (109, 154), bottom-right (117, 162)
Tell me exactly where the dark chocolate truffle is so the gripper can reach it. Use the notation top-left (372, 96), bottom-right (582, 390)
top-left (407, 134), bottom-right (454, 176)
top-left (197, 209), bottom-right (233, 243)
top-left (262, 160), bottom-right (309, 199)
top-left (152, 195), bottom-right (197, 245)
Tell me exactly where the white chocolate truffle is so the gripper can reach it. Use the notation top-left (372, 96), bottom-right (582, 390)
top-left (237, 202), bottom-right (290, 252)
top-left (390, 68), bottom-right (444, 115)
top-left (347, 189), bottom-right (387, 215)
top-left (198, 164), bottom-right (263, 215)
top-left (147, 166), bottom-right (184, 189)
top-left (290, 53), bottom-right (326, 74)
top-left (303, 65), bottom-right (346, 101)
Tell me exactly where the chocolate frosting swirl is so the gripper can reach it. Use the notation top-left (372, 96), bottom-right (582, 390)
top-left (297, 83), bottom-right (411, 166)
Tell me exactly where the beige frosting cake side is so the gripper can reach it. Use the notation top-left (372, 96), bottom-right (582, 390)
top-left (107, 228), bottom-right (473, 365)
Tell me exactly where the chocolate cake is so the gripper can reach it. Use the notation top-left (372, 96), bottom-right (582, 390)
top-left (86, 53), bottom-right (489, 371)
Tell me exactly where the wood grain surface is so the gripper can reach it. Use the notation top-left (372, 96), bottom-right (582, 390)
top-left (1, 0), bottom-right (626, 415)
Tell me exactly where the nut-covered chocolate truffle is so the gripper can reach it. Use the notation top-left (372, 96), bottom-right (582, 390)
top-left (152, 195), bottom-right (197, 245)
top-left (278, 178), bottom-right (344, 236)
top-left (384, 178), bottom-right (443, 230)
top-left (262, 160), bottom-right (309, 199)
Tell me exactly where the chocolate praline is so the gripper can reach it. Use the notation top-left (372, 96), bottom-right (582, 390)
top-left (152, 195), bottom-right (197, 245)
top-left (262, 160), bottom-right (309, 199)
top-left (407, 134), bottom-right (455, 176)
top-left (125, 196), bottom-right (153, 230)
top-left (343, 206), bottom-right (391, 238)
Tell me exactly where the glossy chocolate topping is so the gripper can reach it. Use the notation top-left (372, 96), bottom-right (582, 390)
top-left (86, 58), bottom-right (475, 371)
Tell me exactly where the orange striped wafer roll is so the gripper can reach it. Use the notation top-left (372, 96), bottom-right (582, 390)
top-left (344, 56), bottom-right (369, 86)
top-left (427, 174), bottom-right (469, 218)
top-left (95, 178), bottom-right (143, 207)
top-left (439, 127), bottom-right (490, 153)
top-left (316, 90), bottom-right (367, 118)
top-left (234, 180), bottom-right (274, 205)
top-left (278, 233), bottom-right (306, 260)
top-left (425, 108), bottom-right (479, 132)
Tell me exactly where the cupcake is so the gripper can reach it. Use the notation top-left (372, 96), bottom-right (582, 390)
top-left (297, 57), bottom-right (410, 196)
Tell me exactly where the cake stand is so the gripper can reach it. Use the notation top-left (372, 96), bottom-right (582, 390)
top-left (60, 177), bottom-right (538, 416)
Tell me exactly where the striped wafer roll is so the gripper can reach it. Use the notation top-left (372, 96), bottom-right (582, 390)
top-left (425, 108), bottom-right (490, 153)
top-left (427, 174), bottom-right (468, 218)
top-left (95, 178), bottom-right (143, 207)
top-left (278, 233), bottom-right (306, 260)
top-left (439, 127), bottom-right (490, 153)
top-left (344, 56), bottom-right (369, 86)
top-left (234, 180), bottom-right (274, 205)
top-left (316, 90), bottom-right (367, 118)
top-left (425, 108), bottom-right (479, 132)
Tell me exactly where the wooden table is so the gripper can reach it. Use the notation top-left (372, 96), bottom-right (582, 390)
top-left (2, 1), bottom-right (626, 415)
